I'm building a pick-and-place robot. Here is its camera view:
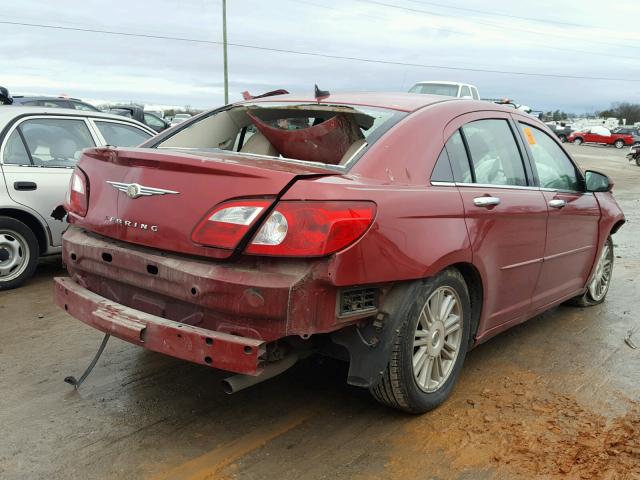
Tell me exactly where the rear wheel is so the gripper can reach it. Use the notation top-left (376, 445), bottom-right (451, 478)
top-left (0, 216), bottom-right (39, 290)
top-left (370, 269), bottom-right (471, 413)
top-left (614, 139), bottom-right (625, 149)
top-left (636, 157), bottom-right (640, 167)
top-left (573, 137), bottom-right (583, 145)
top-left (568, 237), bottom-right (614, 307)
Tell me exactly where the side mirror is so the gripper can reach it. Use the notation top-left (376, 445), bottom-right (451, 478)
top-left (585, 170), bottom-right (613, 192)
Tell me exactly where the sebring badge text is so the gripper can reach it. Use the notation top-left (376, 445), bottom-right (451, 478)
top-left (106, 216), bottom-right (159, 232)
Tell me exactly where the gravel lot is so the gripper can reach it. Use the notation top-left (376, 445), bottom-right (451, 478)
top-left (1, 143), bottom-right (638, 480)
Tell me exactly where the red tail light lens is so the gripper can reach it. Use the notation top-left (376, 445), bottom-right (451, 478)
top-left (191, 199), bottom-right (273, 249)
top-left (246, 201), bottom-right (376, 257)
top-left (66, 169), bottom-right (89, 217)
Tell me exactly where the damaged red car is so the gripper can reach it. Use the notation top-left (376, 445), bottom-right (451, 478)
top-left (55, 92), bottom-right (624, 413)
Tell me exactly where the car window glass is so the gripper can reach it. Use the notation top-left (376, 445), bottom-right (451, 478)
top-left (144, 113), bottom-right (165, 128)
top-left (462, 119), bottom-right (527, 186)
top-left (460, 86), bottom-right (471, 98)
top-left (41, 100), bottom-right (71, 109)
top-left (431, 148), bottom-right (454, 182)
top-left (72, 101), bottom-right (96, 111)
top-left (519, 123), bottom-right (580, 191)
top-left (2, 130), bottom-right (31, 165)
top-left (444, 130), bottom-right (472, 183)
top-left (19, 118), bottom-right (95, 167)
top-left (21, 100), bottom-right (40, 106)
top-left (95, 121), bottom-right (152, 147)
top-left (471, 88), bottom-right (480, 100)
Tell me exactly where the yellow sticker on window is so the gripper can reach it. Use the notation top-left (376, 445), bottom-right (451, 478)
top-left (523, 127), bottom-right (536, 145)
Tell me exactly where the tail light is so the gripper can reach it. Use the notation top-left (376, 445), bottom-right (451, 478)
top-left (246, 201), bottom-right (376, 256)
top-left (191, 199), bottom-right (273, 249)
top-left (65, 168), bottom-right (89, 217)
top-left (191, 199), bottom-right (376, 256)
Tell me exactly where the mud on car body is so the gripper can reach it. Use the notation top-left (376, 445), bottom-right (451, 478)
top-left (56, 92), bottom-right (624, 413)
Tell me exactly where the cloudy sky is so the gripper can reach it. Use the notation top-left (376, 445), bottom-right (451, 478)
top-left (3, 0), bottom-right (639, 113)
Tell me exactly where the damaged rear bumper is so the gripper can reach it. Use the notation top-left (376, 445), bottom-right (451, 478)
top-left (54, 276), bottom-right (266, 375)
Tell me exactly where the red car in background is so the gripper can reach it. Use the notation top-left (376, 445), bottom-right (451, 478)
top-left (55, 92), bottom-right (624, 413)
top-left (568, 126), bottom-right (634, 148)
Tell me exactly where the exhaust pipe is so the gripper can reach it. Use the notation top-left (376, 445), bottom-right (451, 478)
top-left (222, 353), bottom-right (299, 394)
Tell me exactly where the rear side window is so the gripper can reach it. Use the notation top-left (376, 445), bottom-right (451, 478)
top-left (460, 86), bottom-right (471, 98)
top-left (431, 148), bottom-right (454, 182)
top-left (19, 118), bottom-right (95, 167)
top-left (471, 88), bottom-right (480, 100)
top-left (445, 130), bottom-right (472, 183)
top-left (95, 121), bottom-right (152, 147)
top-left (462, 119), bottom-right (527, 186)
top-left (2, 130), bottom-right (31, 165)
top-left (519, 123), bottom-right (580, 191)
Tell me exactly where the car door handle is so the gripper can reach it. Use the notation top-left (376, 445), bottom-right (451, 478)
top-left (473, 196), bottom-right (501, 207)
top-left (13, 181), bottom-right (37, 191)
top-left (549, 199), bottom-right (566, 209)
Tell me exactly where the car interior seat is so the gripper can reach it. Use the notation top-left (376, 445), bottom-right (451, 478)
top-left (240, 132), bottom-right (279, 157)
top-left (49, 137), bottom-right (79, 164)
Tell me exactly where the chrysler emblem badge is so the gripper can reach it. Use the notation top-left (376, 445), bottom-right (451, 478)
top-left (106, 181), bottom-right (179, 199)
top-left (127, 184), bottom-right (142, 199)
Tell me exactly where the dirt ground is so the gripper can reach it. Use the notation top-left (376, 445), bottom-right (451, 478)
top-left (1, 144), bottom-right (639, 480)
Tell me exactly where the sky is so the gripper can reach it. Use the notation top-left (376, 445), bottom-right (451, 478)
top-left (2, 0), bottom-right (640, 113)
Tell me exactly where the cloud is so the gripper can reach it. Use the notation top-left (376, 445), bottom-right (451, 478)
top-left (2, 0), bottom-right (639, 113)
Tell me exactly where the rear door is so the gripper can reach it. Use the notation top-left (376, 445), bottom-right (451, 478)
top-left (516, 121), bottom-right (600, 309)
top-left (443, 112), bottom-right (548, 335)
top-left (0, 116), bottom-right (98, 247)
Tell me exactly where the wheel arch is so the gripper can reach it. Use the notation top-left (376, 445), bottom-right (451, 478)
top-left (450, 262), bottom-right (483, 348)
top-left (332, 261), bottom-right (483, 388)
top-left (610, 219), bottom-right (625, 235)
top-left (0, 208), bottom-right (49, 254)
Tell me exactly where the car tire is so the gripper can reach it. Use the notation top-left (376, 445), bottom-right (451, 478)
top-left (0, 216), bottom-right (39, 290)
top-left (573, 137), bottom-right (583, 145)
top-left (567, 237), bottom-right (614, 307)
top-left (614, 140), bottom-right (625, 149)
top-left (636, 157), bottom-right (640, 167)
top-left (370, 268), bottom-right (471, 414)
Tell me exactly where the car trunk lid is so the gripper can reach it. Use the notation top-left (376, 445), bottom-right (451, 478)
top-left (72, 147), bottom-right (338, 259)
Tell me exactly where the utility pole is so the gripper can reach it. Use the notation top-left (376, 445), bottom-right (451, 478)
top-left (222, 0), bottom-right (229, 104)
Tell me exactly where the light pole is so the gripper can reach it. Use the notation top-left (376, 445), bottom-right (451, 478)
top-left (222, 0), bottom-right (229, 104)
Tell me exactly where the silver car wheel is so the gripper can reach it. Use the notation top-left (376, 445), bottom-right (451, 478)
top-left (588, 243), bottom-right (613, 302)
top-left (412, 286), bottom-right (463, 393)
top-left (0, 230), bottom-right (30, 282)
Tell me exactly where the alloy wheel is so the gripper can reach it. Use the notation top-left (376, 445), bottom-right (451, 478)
top-left (588, 243), bottom-right (613, 302)
top-left (412, 286), bottom-right (463, 392)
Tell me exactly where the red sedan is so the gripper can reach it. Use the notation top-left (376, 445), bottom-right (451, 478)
top-left (56, 92), bottom-right (624, 413)
top-left (568, 127), bottom-right (634, 148)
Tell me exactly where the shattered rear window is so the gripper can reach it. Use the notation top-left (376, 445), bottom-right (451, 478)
top-left (155, 102), bottom-right (405, 168)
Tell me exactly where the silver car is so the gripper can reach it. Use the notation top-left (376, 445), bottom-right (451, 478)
top-left (0, 107), bottom-right (155, 289)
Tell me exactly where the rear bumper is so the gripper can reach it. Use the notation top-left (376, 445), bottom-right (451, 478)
top-left (54, 276), bottom-right (266, 375)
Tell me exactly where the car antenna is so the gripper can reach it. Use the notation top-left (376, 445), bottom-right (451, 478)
top-left (314, 84), bottom-right (330, 101)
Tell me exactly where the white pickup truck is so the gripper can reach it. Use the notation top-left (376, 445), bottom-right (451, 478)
top-left (409, 81), bottom-right (480, 100)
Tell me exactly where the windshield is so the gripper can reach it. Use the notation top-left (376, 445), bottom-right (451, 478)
top-left (409, 83), bottom-right (459, 97)
top-left (155, 102), bottom-right (404, 167)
